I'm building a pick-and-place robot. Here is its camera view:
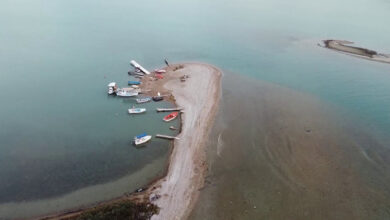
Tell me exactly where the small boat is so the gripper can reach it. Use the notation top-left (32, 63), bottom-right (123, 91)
top-left (152, 96), bottom-right (163, 102)
top-left (134, 133), bottom-right (152, 145)
top-left (131, 85), bottom-right (139, 89)
top-left (155, 69), bottom-right (166, 74)
top-left (128, 107), bottom-right (146, 114)
top-left (136, 97), bottom-right (152, 104)
top-left (163, 112), bottom-right (179, 122)
top-left (116, 89), bottom-right (138, 97)
top-left (128, 71), bottom-right (144, 77)
top-left (128, 81), bottom-right (141, 85)
top-left (107, 82), bottom-right (117, 95)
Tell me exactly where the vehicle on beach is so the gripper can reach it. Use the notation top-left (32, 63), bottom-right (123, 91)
top-left (107, 82), bottom-right (117, 95)
top-left (136, 97), bottom-right (152, 104)
top-left (128, 107), bottom-right (146, 114)
top-left (163, 112), bottom-right (179, 122)
top-left (134, 133), bottom-right (152, 145)
top-left (116, 89), bottom-right (138, 97)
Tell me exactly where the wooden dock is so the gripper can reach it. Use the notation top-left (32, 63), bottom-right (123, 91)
top-left (156, 107), bottom-right (183, 112)
top-left (156, 134), bottom-right (180, 140)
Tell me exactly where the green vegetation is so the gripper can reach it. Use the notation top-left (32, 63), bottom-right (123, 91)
top-left (76, 200), bottom-right (158, 220)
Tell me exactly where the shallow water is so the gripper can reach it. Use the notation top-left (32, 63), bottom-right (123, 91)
top-left (190, 73), bottom-right (390, 220)
top-left (1, 0), bottom-right (390, 218)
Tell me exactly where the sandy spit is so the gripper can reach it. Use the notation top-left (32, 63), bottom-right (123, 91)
top-left (141, 63), bottom-right (222, 220)
top-left (33, 63), bottom-right (222, 220)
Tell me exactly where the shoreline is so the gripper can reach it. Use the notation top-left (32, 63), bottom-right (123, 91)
top-left (35, 62), bottom-right (222, 220)
top-left (321, 39), bottom-right (390, 64)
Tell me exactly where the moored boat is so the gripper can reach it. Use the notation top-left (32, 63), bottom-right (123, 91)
top-left (152, 96), bottom-right (164, 102)
top-left (163, 112), bottom-right (179, 122)
top-left (128, 107), bottom-right (146, 114)
top-left (116, 89), bottom-right (138, 97)
top-left (128, 81), bottom-right (141, 85)
top-left (136, 97), bottom-right (152, 104)
top-left (107, 82), bottom-right (117, 95)
top-left (134, 133), bottom-right (152, 145)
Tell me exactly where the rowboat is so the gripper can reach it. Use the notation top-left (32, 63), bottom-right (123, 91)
top-left (116, 89), bottom-right (138, 97)
top-left (136, 97), bottom-right (152, 104)
top-left (128, 107), bottom-right (146, 114)
top-left (134, 133), bottom-right (152, 145)
top-left (163, 112), bottom-right (179, 122)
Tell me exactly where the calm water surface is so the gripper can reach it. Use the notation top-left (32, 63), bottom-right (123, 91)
top-left (0, 0), bottom-right (390, 219)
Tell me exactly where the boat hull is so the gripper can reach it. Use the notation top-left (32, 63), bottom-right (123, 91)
top-left (152, 96), bottom-right (164, 102)
top-left (134, 135), bottom-right (152, 145)
top-left (136, 98), bottom-right (152, 104)
top-left (163, 112), bottom-right (179, 122)
top-left (116, 91), bottom-right (139, 97)
top-left (128, 108), bottom-right (146, 114)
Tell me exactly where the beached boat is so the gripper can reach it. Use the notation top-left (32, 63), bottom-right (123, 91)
top-left (136, 97), bottom-right (152, 104)
top-left (128, 107), bottom-right (146, 114)
top-left (116, 89), bottom-right (138, 97)
top-left (163, 112), bottom-right (179, 122)
top-left (107, 82), bottom-right (117, 95)
top-left (134, 133), bottom-right (152, 145)
top-left (154, 69), bottom-right (166, 74)
top-left (128, 81), bottom-right (141, 85)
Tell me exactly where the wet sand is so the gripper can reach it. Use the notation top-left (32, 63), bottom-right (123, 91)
top-left (190, 72), bottom-right (390, 220)
top-left (322, 40), bottom-right (390, 64)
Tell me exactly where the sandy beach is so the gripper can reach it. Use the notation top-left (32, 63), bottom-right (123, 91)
top-left (141, 63), bottom-right (222, 220)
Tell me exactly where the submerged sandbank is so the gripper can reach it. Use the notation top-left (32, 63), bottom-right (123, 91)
top-left (189, 72), bottom-right (390, 220)
top-left (322, 40), bottom-right (390, 64)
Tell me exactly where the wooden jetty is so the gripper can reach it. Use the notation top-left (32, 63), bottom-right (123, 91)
top-left (156, 134), bottom-right (180, 140)
top-left (156, 107), bottom-right (183, 112)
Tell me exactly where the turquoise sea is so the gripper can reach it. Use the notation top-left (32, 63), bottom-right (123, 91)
top-left (0, 0), bottom-right (390, 219)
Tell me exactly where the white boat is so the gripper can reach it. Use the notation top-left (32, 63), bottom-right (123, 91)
top-left (108, 87), bottom-right (114, 95)
top-left (134, 133), bottom-right (152, 145)
top-left (136, 97), bottom-right (152, 104)
top-left (128, 107), bottom-right (146, 114)
top-left (116, 89), bottom-right (138, 97)
top-left (154, 69), bottom-right (166, 74)
top-left (107, 82), bottom-right (117, 95)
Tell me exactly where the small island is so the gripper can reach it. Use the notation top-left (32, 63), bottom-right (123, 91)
top-left (322, 40), bottom-right (390, 64)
